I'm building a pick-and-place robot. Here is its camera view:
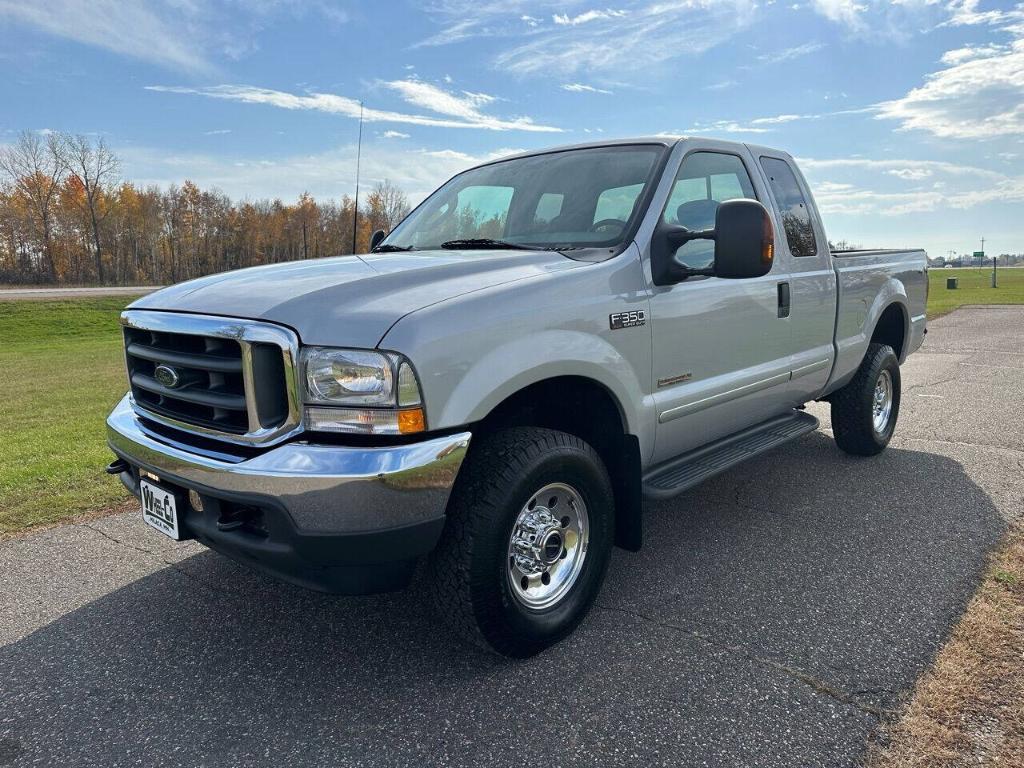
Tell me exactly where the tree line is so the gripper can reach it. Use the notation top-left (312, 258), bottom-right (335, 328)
top-left (0, 131), bottom-right (410, 286)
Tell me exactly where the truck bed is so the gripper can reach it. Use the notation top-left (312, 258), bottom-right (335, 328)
top-left (826, 248), bottom-right (929, 392)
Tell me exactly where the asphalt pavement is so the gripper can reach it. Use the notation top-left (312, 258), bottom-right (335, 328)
top-left (1, 306), bottom-right (1022, 767)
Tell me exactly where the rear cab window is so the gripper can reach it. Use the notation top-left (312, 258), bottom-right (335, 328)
top-left (759, 157), bottom-right (818, 258)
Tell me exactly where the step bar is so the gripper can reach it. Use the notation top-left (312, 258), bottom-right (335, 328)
top-left (642, 410), bottom-right (819, 500)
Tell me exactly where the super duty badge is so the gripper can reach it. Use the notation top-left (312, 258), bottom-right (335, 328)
top-left (609, 310), bottom-right (646, 330)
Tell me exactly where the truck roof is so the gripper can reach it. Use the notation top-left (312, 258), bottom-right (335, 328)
top-left (473, 136), bottom-right (790, 169)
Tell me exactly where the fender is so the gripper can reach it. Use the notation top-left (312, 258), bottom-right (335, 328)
top-left (439, 329), bottom-right (649, 438)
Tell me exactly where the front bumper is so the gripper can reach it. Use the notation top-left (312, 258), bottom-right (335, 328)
top-left (106, 394), bottom-right (471, 594)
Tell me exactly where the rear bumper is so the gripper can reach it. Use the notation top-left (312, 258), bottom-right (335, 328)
top-left (106, 394), bottom-right (471, 594)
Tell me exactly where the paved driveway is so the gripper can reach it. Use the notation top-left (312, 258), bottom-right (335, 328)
top-left (2, 306), bottom-right (1022, 767)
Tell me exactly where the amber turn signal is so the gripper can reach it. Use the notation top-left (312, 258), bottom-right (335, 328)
top-left (762, 215), bottom-right (775, 264)
top-left (398, 408), bottom-right (426, 434)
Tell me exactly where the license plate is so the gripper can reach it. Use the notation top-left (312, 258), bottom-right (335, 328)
top-left (141, 479), bottom-right (181, 540)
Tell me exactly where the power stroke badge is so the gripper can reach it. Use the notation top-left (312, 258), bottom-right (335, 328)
top-left (609, 310), bottom-right (646, 330)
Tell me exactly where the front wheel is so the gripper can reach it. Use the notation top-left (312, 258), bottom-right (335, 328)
top-left (428, 427), bottom-right (614, 658)
top-left (830, 342), bottom-right (901, 456)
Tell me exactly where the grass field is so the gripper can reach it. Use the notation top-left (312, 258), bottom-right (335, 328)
top-left (927, 267), bottom-right (1024, 319)
top-left (1, 267), bottom-right (1023, 537)
top-left (0, 298), bottom-right (133, 536)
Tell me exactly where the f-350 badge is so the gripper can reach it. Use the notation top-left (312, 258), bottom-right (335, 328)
top-left (609, 310), bottom-right (646, 330)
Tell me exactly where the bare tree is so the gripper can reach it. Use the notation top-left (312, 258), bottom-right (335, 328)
top-left (368, 180), bottom-right (410, 232)
top-left (60, 133), bottom-right (119, 282)
top-left (0, 131), bottom-right (67, 281)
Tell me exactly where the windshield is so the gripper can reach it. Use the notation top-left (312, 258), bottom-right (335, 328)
top-left (380, 145), bottom-right (665, 254)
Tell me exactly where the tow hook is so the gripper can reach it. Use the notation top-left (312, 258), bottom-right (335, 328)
top-left (105, 458), bottom-right (130, 475)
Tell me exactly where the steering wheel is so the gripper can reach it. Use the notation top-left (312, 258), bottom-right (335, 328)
top-left (590, 218), bottom-right (627, 235)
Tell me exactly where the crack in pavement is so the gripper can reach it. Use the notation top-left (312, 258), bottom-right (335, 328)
top-left (895, 436), bottom-right (1024, 458)
top-left (902, 374), bottom-right (960, 396)
top-left (77, 522), bottom-right (236, 597)
top-left (594, 603), bottom-right (895, 719)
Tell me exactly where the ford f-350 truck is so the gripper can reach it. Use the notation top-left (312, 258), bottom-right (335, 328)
top-left (106, 137), bottom-right (927, 657)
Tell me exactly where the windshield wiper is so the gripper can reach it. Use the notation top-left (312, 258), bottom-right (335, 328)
top-left (440, 238), bottom-right (537, 251)
top-left (371, 244), bottom-right (414, 253)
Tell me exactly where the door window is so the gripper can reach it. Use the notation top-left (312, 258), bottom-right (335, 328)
top-left (663, 152), bottom-right (758, 270)
top-left (759, 157), bottom-right (818, 258)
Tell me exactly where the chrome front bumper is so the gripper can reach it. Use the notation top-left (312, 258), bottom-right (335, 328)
top-left (106, 394), bottom-right (471, 535)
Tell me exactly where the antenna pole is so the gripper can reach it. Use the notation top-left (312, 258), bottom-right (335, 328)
top-left (351, 101), bottom-right (364, 254)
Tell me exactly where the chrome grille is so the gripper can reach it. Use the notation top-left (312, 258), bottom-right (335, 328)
top-left (121, 311), bottom-right (302, 446)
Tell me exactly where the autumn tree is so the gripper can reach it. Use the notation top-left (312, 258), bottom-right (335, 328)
top-left (0, 132), bottom-right (421, 286)
top-left (59, 134), bottom-right (118, 282)
top-left (0, 131), bottom-right (67, 281)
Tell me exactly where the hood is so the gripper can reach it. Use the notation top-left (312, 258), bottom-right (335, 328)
top-left (130, 250), bottom-right (586, 347)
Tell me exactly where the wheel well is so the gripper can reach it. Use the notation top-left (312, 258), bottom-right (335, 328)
top-left (478, 376), bottom-right (643, 551)
top-left (871, 303), bottom-right (907, 360)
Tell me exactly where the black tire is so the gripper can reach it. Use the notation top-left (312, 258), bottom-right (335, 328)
top-left (830, 342), bottom-right (901, 456)
top-left (428, 427), bottom-right (615, 658)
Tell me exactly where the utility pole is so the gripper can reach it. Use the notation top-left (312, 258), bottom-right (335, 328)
top-left (351, 101), bottom-right (364, 255)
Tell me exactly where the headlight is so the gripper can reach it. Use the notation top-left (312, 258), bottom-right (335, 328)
top-left (304, 349), bottom-right (394, 406)
top-left (301, 347), bottom-right (425, 435)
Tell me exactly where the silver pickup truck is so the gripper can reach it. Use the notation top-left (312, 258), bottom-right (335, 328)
top-left (106, 137), bottom-right (927, 656)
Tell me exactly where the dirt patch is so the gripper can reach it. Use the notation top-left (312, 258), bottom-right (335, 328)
top-left (867, 524), bottom-right (1024, 767)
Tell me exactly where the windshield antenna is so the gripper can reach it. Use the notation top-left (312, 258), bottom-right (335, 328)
top-left (351, 100), bottom-right (364, 255)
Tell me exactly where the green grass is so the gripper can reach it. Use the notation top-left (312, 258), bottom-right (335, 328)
top-left (928, 267), bottom-right (1024, 319)
top-left (0, 298), bottom-right (134, 536)
top-left (2, 268), bottom-right (1024, 537)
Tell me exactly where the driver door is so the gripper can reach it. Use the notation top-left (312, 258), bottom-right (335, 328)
top-left (648, 147), bottom-right (794, 463)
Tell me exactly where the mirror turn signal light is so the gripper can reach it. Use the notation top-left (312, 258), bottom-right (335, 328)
top-left (762, 216), bottom-right (775, 264)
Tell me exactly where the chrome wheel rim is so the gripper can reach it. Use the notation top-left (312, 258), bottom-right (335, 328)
top-left (507, 482), bottom-right (589, 610)
top-left (873, 369), bottom-right (893, 433)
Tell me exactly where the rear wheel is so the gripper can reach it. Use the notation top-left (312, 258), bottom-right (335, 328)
top-left (428, 427), bottom-right (614, 658)
top-left (831, 342), bottom-right (901, 456)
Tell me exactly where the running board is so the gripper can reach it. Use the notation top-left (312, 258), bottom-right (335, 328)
top-left (642, 411), bottom-right (819, 500)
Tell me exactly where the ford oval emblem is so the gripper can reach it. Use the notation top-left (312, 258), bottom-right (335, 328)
top-left (154, 364), bottom-right (181, 388)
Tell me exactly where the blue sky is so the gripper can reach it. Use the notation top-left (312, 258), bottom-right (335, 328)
top-left (1, 0), bottom-right (1022, 259)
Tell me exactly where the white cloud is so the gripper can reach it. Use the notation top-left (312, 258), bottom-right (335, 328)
top-left (0, 0), bottom-right (351, 73)
top-left (552, 8), bottom-right (628, 25)
top-left (203, 129), bottom-right (232, 136)
top-left (943, 0), bottom-right (1024, 28)
top-left (759, 41), bottom-right (825, 62)
top-left (423, 1), bottom-right (758, 77)
top-left (381, 130), bottom-right (410, 139)
top-left (809, 0), bottom-right (867, 29)
top-left (119, 143), bottom-right (524, 206)
top-left (0, 0), bottom-right (215, 73)
top-left (876, 25), bottom-right (1024, 139)
top-left (799, 156), bottom-right (1023, 216)
top-left (939, 43), bottom-right (1007, 65)
top-left (681, 109), bottom-right (850, 134)
top-left (145, 81), bottom-right (563, 133)
top-left (561, 83), bottom-right (614, 94)
top-left (886, 167), bottom-right (931, 180)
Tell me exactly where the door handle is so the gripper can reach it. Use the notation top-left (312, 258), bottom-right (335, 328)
top-left (778, 282), bottom-right (791, 318)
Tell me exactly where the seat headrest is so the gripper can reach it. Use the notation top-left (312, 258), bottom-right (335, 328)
top-left (676, 198), bottom-right (719, 231)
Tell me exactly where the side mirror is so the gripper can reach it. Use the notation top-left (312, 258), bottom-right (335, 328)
top-left (369, 229), bottom-right (387, 251)
top-left (713, 199), bottom-right (775, 279)
top-left (651, 198), bottom-right (775, 285)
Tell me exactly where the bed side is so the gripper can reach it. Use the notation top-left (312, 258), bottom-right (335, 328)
top-left (824, 248), bottom-right (928, 394)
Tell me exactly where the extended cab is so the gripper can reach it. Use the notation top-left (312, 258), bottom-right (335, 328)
top-left (106, 137), bottom-right (927, 656)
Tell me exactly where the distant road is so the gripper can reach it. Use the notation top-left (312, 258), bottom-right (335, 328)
top-left (0, 286), bottom-right (161, 301)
